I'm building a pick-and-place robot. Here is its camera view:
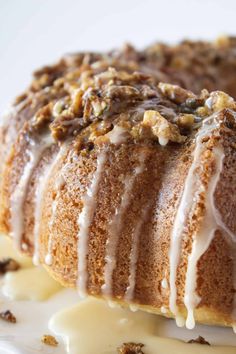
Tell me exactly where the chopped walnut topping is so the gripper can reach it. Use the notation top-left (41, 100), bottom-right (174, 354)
top-left (32, 103), bottom-right (53, 129)
top-left (0, 258), bottom-right (20, 274)
top-left (195, 106), bottom-right (209, 117)
top-left (140, 110), bottom-right (186, 145)
top-left (90, 97), bottom-right (107, 117)
top-left (41, 334), bottom-right (58, 347)
top-left (19, 45), bottom-right (236, 148)
top-left (158, 82), bottom-right (195, 104)
top-left (14, 93), bottom-right (28, 105)
top-left (105, 85), bottom-right (140, 100)
top-left (117, 342), bottom-right (145, 354)
top-left (0, 310), bottom-right (17, 323)
top-left (205, 91), bottom-right (236, 112)
top-left (188, 336), bottom-right (210, 345)
top-left (71, 89), bottom-right (84, 115)
top-left (195, 91), bottom-right (236, 117)
top-left (53, 100), bottom-right (66, 117)
top-left (215, 35), bottom-right (231, 48)
top-left (177, 114), bottom-right (195, 128)
top-left (88, 121), bottom-right (113, 143)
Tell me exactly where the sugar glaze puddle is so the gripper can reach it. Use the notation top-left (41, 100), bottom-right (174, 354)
top-left (0, 236), bottom-right (236, 354)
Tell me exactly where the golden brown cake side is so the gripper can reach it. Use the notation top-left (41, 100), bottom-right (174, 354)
top-left (1, 59), bottom-right (236, 331)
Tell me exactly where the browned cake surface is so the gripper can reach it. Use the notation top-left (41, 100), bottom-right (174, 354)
top-left (1, 38), bottom-right (236, 328)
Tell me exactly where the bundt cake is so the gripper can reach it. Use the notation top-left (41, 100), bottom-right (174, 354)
top-left (1, 38), bottom-right (236, 332)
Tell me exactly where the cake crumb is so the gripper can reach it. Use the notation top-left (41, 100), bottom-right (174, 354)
top-left (41, 334), bottom-right (59, 347)
top-left (0, 310), bottom-right (17, 323)
top-left (117, 342), bottom-right (145, 353)
top-left (0, 258), bottom-right (20, 274)
top-left (188, 336), bottom-right (210, 345)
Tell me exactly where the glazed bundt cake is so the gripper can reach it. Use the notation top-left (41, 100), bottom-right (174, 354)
top-left (1, 38), bottom-right (236, 332)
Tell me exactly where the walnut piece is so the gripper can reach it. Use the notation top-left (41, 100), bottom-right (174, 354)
top-left (0, 258), bottom-right (20, 274)
top-left (41, 334), bottom-right (58, 347)
top-left (0, 310), bottom-right (17, 323)
top-left (177, 114), bottom-right (195, 128)
top-left (141, 110), bottom-right (186, 145)
top-left (117, 342), bottom-right (145, 354)
top-left (32, 103), bottom-right (53, 129)
top-left (188, 336), bottom-right (210, 345)
top-left (205, 91), bottom-right (236, 112)
top-left (158, 82), bottom-right (195, 104)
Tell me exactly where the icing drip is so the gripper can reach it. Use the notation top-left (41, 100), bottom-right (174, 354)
top-left (168, 117), bottom-right (215, 326)
top-left (125, 205), bottom-right (151, 301)
top-left (77, 150), bottom-right (107, 298)
top-left (10, 134), bottom-right (53, 249)
top-left (184, 146), bottom-right (224, 329)
top-left (169, 115), bottom-right (235, 329)
top-left (102, 151), bottom-right (147, 297)
top-left (129, 304), bottom-right (139, 312)
top-left (168, 129), bottom-right (206, 327)
top-left (106, 125), bottom-right (128, 145)
top-left (161, 278), bottom-right (168, 289)
top-left (108, 300), bottom-right (121, 309)
top-left (161, 306), bottom-right (168, 314)
top-left (33, 145), bottom-right (67, 265)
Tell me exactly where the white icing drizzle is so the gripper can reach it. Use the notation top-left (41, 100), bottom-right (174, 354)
top-left (33, 145), bottom-right (67, 266)
top-left (77, 150), bottom-right (107, 298)
top-left (168, 126), bottom-right (206, 327)
top-left (10, 134), bottom-right (53, 249)
top-left (161, 278), bottom-right (168, 289)
top-left (184, 146), bottom-right (224, 329)
top-left (125, 205), bottom-right (150, 302)
top-left (169, 114), bottom-right (235, 329)
top-left (161, 306), bottom-right (168, 314)
top-left (108, 300), bottom-right (121, 309)
top-left (129, 304), bottom-right (139, 312)
top-left (102, 151), bottom-right (147, 297)
top-left (106, 125), bottom-right (128, 145)
top-left (21, 242), bottom-right (28, 251)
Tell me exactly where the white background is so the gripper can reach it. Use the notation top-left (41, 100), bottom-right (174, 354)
top-left (1, 0), bottom-right (236, 112)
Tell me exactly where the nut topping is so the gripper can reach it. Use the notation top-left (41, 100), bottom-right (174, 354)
top-left (188, 336), bottom-right (210, 345)
top-left (0, 258), bottom-right (20, 274)
top-left (41, 334), bottom-right (59, 346)
top-left (0, 310), bottom-right (17, 323)
top-left (117, 342), bottom-right (145, 354)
